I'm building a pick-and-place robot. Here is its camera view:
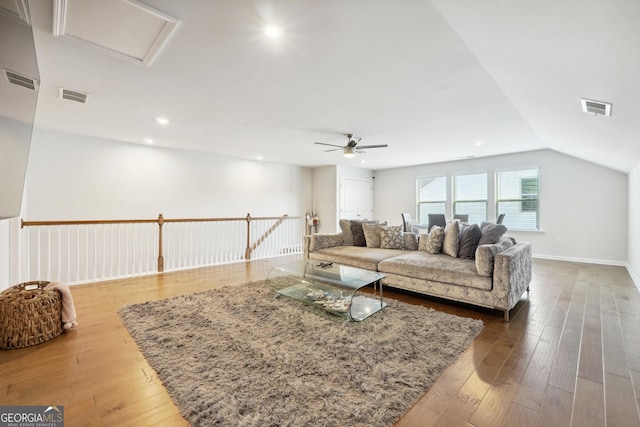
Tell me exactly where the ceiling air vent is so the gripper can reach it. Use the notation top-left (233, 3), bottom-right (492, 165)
top-left (581, 98), bottom-right (612, 116)
top-left (3, 69), bottom-right (38, 91)
top-left (60, 88), bottom-right (89, 104)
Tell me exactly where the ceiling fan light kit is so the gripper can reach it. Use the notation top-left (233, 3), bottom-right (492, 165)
top-left (314, 133), bottom-right (388, 158)
top-left (343, 147), bottom-right (356, 158)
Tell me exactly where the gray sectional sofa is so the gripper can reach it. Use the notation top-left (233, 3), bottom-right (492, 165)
top-left (304, 219), bottom-right (532, 321)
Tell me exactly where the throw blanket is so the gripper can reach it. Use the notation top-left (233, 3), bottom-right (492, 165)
top-left (45, 282), bottom-right (78, 329)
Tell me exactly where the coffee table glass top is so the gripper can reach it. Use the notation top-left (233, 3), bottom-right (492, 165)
top-left (266, 260), bottom-right (387, 321)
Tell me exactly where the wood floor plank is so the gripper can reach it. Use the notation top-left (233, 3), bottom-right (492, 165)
top-left (499, 402), bottom-right (538, 427)
top-left (512, 325), bottom-right (562, 412)
top-left (577, 313), bottom-right (603, 384)
top-left (548, 318), bottom-right (582, 392)
top-left (571, 377), bottom-right (605, 427)
top-left (1, 257), bottom-right (639, 426)
top-left (536, 385), bottom-right (573, 427)
top-left (601, 312), bottom-right (631, 378)
top-left (604, 372), bottom-right (640, 427)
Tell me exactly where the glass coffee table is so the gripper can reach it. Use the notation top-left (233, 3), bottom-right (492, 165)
top-left (266, 260), bottom-right (387, 321)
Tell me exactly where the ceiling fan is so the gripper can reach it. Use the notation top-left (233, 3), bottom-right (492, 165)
top-left (315, 134), bottom-right (388, 158)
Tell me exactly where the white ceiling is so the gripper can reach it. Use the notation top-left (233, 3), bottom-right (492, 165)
top-left (24, 0), bottom-right (640, 172)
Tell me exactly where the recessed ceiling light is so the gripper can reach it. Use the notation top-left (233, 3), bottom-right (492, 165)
top-left (155, 117), bottom-right (169, 126)
top-left (474, 140), bottom-right (485, 147)
top-left (257, 155), bottom-right (263, 161)
top-left (264, 25), bottom-right (282, 38)
top-left (143, 138), bottom-right (154, 144)
top-left (360, 159), bottom-right (366, 164)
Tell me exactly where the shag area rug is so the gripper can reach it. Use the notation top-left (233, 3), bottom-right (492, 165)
top-left (119, 280), bottom-right (483, 427)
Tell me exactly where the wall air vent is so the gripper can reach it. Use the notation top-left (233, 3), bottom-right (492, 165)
top-left (581, 98), bottom-right (612, 116)
top-left (3, 68), bottom-right (38, 91)
top-left (60, 88), bottom-right (89, 104)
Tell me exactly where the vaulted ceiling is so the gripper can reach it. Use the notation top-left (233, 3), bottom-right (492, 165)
top-left (20, 0), bottom-right (640, 172)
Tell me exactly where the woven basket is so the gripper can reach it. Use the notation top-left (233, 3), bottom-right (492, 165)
top-left (0, 281), bottom-right (63, 349)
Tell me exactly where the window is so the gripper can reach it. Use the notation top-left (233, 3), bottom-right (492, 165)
top-left (496, 168), bottom-right (539, 230)
top-left (417, 176), bottom-right (446, 225)
top-left (453, 173), bottom-right (487, 224)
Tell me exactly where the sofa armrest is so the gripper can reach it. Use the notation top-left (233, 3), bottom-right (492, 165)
top-left (305, 233), bottom-right (344, 258)
top-left (491, 242), bottom-right (532, 311)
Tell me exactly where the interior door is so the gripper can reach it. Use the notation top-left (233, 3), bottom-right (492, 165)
top-left (339, 178), bottom-right (373, 220)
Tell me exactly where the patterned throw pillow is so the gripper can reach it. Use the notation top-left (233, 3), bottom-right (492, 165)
top-left (380, 225), bottom-right (404, 249)
top-left (442, 219), bottom-right (461, 257)
top-left (419, 226), bottom-right (444, 254)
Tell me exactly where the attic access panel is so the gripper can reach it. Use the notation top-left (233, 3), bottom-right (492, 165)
top-left (52, 0), bottom-right (179, 66)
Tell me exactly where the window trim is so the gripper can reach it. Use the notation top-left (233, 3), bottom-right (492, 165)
top-left (494, 167), bottom-right (540, 231)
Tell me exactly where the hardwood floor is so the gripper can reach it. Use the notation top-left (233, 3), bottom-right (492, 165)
top-left (1, 256), bottom-right (639, 426)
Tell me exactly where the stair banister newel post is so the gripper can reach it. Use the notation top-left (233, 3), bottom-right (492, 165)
top-left (245, 213), bottom-right (252, 260)
top-left (157, 213), bottom-right (165, 272)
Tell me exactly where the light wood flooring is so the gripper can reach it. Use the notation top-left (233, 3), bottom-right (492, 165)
top-left (1, 256), bottom-right (639, 426)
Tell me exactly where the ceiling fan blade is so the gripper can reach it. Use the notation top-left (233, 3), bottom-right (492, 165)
top-left (323, 148), bottom-right (341, 152)
top-left (315, 142), bottom-right (344, 148)
top-left (356, 144), bottom-right (388, 149)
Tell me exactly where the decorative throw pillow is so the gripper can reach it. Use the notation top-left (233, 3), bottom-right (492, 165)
top-left (478, 222), bottom-right (508, 246)
top-left (458, 223), bottom-right (481, 259)
top-left (380, 225), bottom-right (404, 249)
top-left (309, 233), bottom-right (343, 252)
top-left (350, 220), bottom-right (367, 246)
top-left (442, 219), bottom-right (461, 257)
top-left (403, 232), bottom-right (419, 250)
top-left (339, 219), bottom-right (354, 246)
top-left (475, 238), bottom-right (515, 276)
top-left (420, 226), bottom-right (444, 254)
top-left (362, 222), bottom-right (383, 248)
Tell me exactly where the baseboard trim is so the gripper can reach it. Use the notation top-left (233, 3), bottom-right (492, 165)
top-left (532, 254), bottom-right (627, 267)
top-left (626, 264), bottom-right (640, 292)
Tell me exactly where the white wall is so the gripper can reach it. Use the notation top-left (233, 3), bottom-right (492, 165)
top-left (311, 166), bottom-right (338, 233)
top-left (0, 129), bottom-right (312, 290)
top-left (374, 149), bottom-right (628, 264)
top-left (311, 165), bottom-right (374, 233)
top-left (25, 129), bottom-right (312, 219)
top-left (629, 163), bottom-right (640, 287)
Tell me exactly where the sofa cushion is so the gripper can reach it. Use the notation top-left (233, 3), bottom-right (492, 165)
top-left (419, 225), bottom-right (444, 254)
top-left (378, 251), bottom-right (492, 291)
top-left (350, 221), bottom-right (367, 246)
top-left (309, 233), bottom-right (343, 252)
top-left (475, 238), bottom-right (515, 276)
top-left (363, 222), bottom-right (384, 248)
top-left (380, 225), bottom-right (404, 249)
top-left (351, 220), bottom-right (380, 247)
top-left (309, 246), bottom-right (410, 271)
top-left (478, 222), bottom-right (508, 245)
top-left (458, 223), bottom-right (481, 260)
top-left (403, 232), bottom-right (419, 250)
top-left (339, 219), bottom-right (354, 246)
top-left (442, 220), bottom-right (461, 257)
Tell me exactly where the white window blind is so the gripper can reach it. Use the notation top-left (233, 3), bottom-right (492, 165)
top-left (417, 176), bottom-right (446, 225)
top-left (496, 168), bottom-right (539, 230)
top-left (453, 173), bottom-right (487, 224)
